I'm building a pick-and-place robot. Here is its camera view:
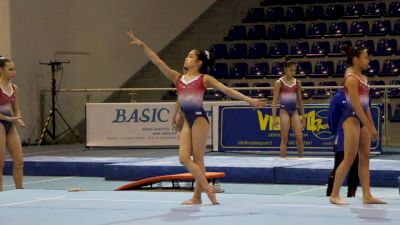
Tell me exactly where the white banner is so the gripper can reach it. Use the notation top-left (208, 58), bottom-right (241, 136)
top-left (86, 102), bottom-right (212, 147)
top-left (86, 101), bottom-right (249, 147)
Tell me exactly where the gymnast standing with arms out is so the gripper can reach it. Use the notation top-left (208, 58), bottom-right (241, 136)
top-left (329, 46), bottom-right (386, 205)
top-left (127, 31), bottom-right (266, 205)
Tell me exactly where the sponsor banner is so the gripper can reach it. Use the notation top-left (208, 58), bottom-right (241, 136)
top-left (218, 104), bottom-right (382, 153)
top-left (85, 101), bottom-right (245, 147)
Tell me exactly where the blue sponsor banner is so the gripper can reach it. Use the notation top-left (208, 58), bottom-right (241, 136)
top-left (218, 104), bottom-right (382, 153)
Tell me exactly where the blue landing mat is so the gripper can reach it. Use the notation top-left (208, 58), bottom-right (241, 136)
top-left (275, 159), bottom-right (400, 187)
top-left (105, 156), bottom-right (400, 187)
top-left (4, 157), bottom-right (155, 177)
top-left (105, 157), bottom-right (329, 182)
top-left (4, 156), bottom-right (400, 187)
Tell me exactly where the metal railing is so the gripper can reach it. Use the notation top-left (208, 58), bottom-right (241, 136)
top-left (47, 85), bottom-right (400, 99)
top-left (41, 85), bottom-right (400, 146)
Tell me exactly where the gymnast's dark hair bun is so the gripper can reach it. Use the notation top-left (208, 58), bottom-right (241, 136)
top-left (0, 56), bottom-right (11, 68)
top-left (340, 45), bottom-right (367, 66)
top-left (195, 49), bottom-right (215, 74)
top-left (283, 56), bottom-right (296, 68)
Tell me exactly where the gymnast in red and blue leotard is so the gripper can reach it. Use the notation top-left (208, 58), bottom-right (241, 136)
top-left (127, 30), bottom-right (266, 205)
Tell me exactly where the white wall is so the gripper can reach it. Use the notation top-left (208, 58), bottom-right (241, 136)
top-left (0, 0), bottom-right (11, 57)
top-left (9, 0), bottom-right (216, 142)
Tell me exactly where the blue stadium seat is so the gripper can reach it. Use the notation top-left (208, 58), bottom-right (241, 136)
top-left (307, 23), bottom-right (327, 38)
top-left (248, 62), bottom-right (269, 78)
top-left (224, 25), bottom-right (247, 41)
top-left (301, 81), bottom-right (315, 99)
top-left (381, 59), bottom-right (400, 76)
top-left (232, 82), bottom-right (250, 95)
top-left (310, 61), bottom-right (334, 78)
top-left (390, 104), bottom-right (400, 121)
top-left (269, 42), bottom-right (288, 57)
top-left (355, 40), bottom-right (375, 55)
top-left (247, 43), bottom-right (268, 59)
top-left (242, 8), bottom-right (265, 23)
top-left (228, 63), bottom-right (249, 79)
top-left (209, 44), bottom-right (227, 59)
top-left (388, 103), bottom-right (394, 121)
top-left (363, 60), bottom-right (380, 77)
top-left (388, 2), bottom-right (400, 17)
top-left (369, 80), bottom-right (385, 98)
top-left (265, 7), bottom-right (284, 22)
top-left (393, 19), bottom-right (400, 35)
top-left (343, 3), bottom-right (365, 18)
top-left (286, 23), bottom-right (306, 39)
top-left (289, 41), bottom-right (309, 57)
top-left (307, 41), bottom-right (330, 57)
top-left (364, 2), bottom-right (386, 18)
top-left (285, 6), bottom-right (304, 21)
top-left (267, 24), bottom-right (286, 40)
top-left (313, 81), bottom-right (338, 99)
top-left (328, 40), bottom-right (352, 57)
top-left (247, 25), bottom-right (267, 40)
top-left (252, 82), bottom-right (271, 98)
top-left (346, 21), bottom-right (369, 37)
top-left (204, 89), bottom-right (225, 100)
top-left (297, 61), bottom-right (312, 77)
top-left (393, 104), bottom-right (400, 121)
top-left (228, 43), bottom-right (247, 59)
top-left (332, 60), bottom-right (348, 77)
top-left (270, 62), bottom-right (284, 77)
top-left (375, 39), bottom-right (397, 56)
top-left (304, 5), bottom-right (324, 21)
top-left (324, 5), bottom-right (344, 20)
top-left (369, 20), bottom-right (392, 36)
top-left (163, 84), bottom-right (177, 100)
top-left (209, 63), bottom-right (228, 79)
top-left (388, 80), bottom-right (400, 98)
top-left (325, 81), bottom-right (338, 95)
top-left (325, 22), bottom-right (348, 37)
